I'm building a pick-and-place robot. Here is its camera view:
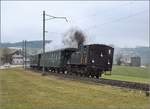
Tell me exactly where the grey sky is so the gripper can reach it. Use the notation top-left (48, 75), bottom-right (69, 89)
top-left (1, 1), bottom-right (149, 48)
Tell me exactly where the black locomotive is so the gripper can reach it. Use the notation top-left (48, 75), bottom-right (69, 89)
top-left (30, 44), bottom-right (114, 78)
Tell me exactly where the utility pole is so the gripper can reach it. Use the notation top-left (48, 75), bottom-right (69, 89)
top-left (25, 40), bottom-right (27, 70)
top-left (23, 40), bottom-right (27, 70)
top-left (149, 33), bottom-right (150, 48)
top-left (0, 34), bottom-right (1, 45)
top-left (43, 11), bottom-right (45, 54)
top-left (0, 33), bottom-right (1, 47)
top-left (42, 11), bottom-right (46, 75)
top-left (0, 21), bottom-right (2, 47)
top-left (42, 10), bottom-right (68, 76)
top-left (22, 40), bottom-right (24, 68)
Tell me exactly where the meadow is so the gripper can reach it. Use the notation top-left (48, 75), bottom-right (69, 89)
top-left (0, 68), bottom-right (149, 109)
top-left (102, 65), bottom-right (149, 83)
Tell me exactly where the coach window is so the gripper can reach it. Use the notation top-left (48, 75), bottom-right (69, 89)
top-left (57, 53), bottom-right (59, 60)
top-left (56, 53), bottom-right (57, 59)
top-left (56, 53), bottom-right (57, 58)
top-left (54, 53), bottom-right (56, 59)
top-left (49, 53), bottom-right (51, 59)
top-left (49, 53), bottom-right (52, 59)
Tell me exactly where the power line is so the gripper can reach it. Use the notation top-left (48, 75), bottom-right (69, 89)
top-left (75, 1), bottom-right (133, 25)
top-left (91, 1), bottom-right (133, 17)
top-left (85, 9), bottom-right (147, 30)
top-left (102, 9), bottom-right (147, 26)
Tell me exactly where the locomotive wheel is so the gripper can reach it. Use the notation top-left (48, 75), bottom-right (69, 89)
top-left (75, 72), bottom-right (77, 76)
top-left (79, 73), bottom-right (82, 77)
top-left (57, 69), bottom-right (59, 73)
top-left (91, 75), bottom-right (94, 78)
top-left (96, 75), bottom-right (99, 79)
top-left (83, 74), bottom-right (86, 77)
top-left (81, 73), bottom-right (84, 77)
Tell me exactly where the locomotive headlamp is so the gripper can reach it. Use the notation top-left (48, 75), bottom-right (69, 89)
top-left (108, 60), bottom-right (110, 65)
top-left (108, 49), bottom-right (111, 54)
top-left (92, 59), bottom-right (95, 63)
top-left (100, 53), bottom-right (103, 57)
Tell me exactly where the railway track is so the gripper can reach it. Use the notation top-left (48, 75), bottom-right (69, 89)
top-left (97, 78), bottom-right (149, 91)
top-left (29, 69), bottom-right (150, 92)
top-left (58, 74), bottom-right (149, 91)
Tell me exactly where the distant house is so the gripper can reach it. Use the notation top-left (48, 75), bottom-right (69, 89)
top-left (120, 56), bottom-right (141, 67)
top-left (130, 57), bottom-right (141, 67)
top-left (11, 50), bottom-right (23, 65)
top-left (12, 51), bottom-right (23, 65)
top-left (120, 55), bottom-right (131, 66)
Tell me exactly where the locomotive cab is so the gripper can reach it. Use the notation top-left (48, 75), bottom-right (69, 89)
top-left (69, 44), bottom-right (114, 78)
top-left (87, 44), bottom-right (114, 73)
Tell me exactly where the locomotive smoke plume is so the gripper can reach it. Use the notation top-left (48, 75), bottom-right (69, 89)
top-left (63, 28), bottom-right (86, 48)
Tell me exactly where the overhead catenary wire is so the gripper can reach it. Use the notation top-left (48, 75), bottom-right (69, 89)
top-left (84, 9), bottom-right (148, 31)
top-left (71, 1), bottom-right (147, 30)
top-left (82, 8), bottom-right (148, 47)
top-left (98, 9), bottom-right (147, 27)
top-left (45, 14), bottom-right (68, 22)
top-left (72, 1), bottom-right (134, 25)
top-left (90, 1), bottom-right (133, 17)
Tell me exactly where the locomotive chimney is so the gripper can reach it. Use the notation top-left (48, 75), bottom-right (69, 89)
top-left (78, 43), bottom-right (84, 50)
top-left (78, 43), bottom-right (80, 49)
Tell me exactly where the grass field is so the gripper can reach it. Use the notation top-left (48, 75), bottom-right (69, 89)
top-left (102, 65), bottom-right (150, 83)
top-left (0, 68), bottom-right (149, 109)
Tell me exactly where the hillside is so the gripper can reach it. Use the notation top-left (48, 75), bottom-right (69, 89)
top-left (0, 40), bottom-right (51, 49)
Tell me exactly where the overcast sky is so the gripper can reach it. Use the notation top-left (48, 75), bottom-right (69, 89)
top-left (1, 1), bottom-right (149, 48)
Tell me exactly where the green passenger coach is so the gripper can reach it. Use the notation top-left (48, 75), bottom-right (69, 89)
top-left (39, 48), bottom-right (76, 72)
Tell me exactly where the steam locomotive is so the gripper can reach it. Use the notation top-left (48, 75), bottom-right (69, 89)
top-left (30, 44), bottom-right (114, 78)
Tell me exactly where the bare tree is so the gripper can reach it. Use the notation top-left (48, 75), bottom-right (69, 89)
top-left (1, 48), bottom-right (12, 64)
top-left (115, 53), bottom-right (122, 65)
